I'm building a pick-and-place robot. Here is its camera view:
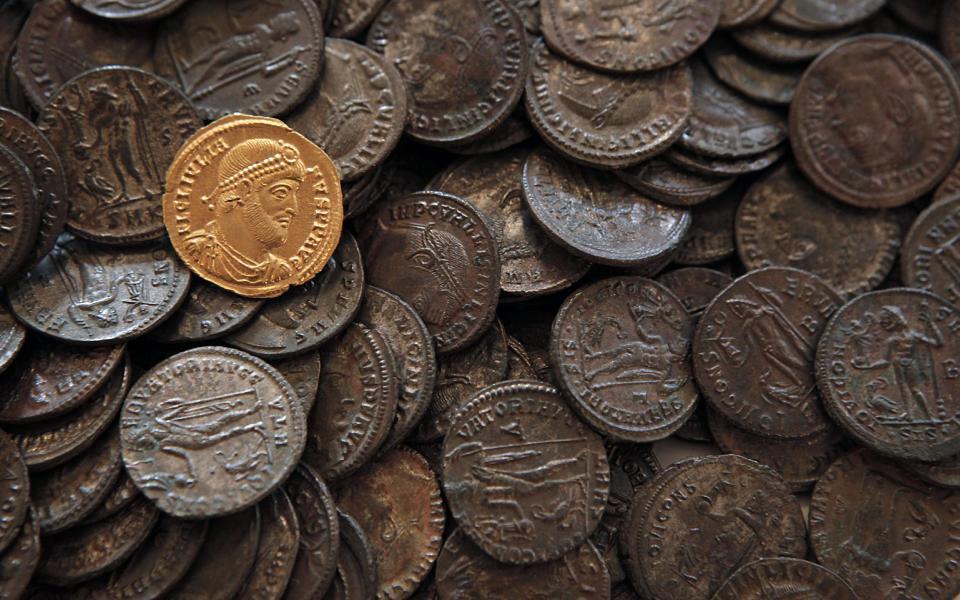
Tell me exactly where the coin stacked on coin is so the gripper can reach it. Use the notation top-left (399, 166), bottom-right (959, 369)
top-left (1, 0), bottom-right (960, 599)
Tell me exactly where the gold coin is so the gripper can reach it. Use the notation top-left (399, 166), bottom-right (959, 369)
top-left (163, 115), bottom-right (344, 298)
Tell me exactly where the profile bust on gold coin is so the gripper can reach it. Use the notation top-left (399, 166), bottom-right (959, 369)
top-left (163, 115), bottom-right (344, 298)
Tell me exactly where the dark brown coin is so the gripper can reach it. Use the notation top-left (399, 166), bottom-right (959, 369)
top-left (282, 464), bottom-right (340, 600)
top-left (0, 107), bottom-right (68, 271)
top-left (0, 51), bottom-right (30, 118)
top-left (522, 147), bottom-right (691, 268)
top-left (323, 510), bottom-right (377, 600)
top-left (738, 164), bottom-right (901, 298)
top-left (436, 528), bottom-right (609, 600)
top-left (525, 39), bottom-right (692, 169)
top-left (0, 342), bottom-right (125, 424)
top-left (902, 195), bottom-right (960, 307)
top-left (0, 431), bottom-right (28, 555)
top-left (658, 268), bottom-right (735, 318)
top-left (695, 267), bottom-right (841, 439)
top-left (624, 455), bottom-right (807, 600)
top-left (356, 286), bottom-right (437, 449)
top-left (152, 280), bottom-right (264, 343)
top-left (227, 231), bottom-right (364, 359)
top-left (674, 188), bottom-right (738, 266)
top-left (0, 509), bottom-right (39, 600)
top-left (358, 191), bottom-right (501, 354)
top-left (81, 471), bottom-right (139, 525)
top-left (505, 335), bottom-right (539, 381)
top-left (902, 452), bottom-right (960, 489)
top-left (0, 304), bottom-right (24, 377)
top-left (13, 0), bottom-right (155, 110)
top-left (665, 144), bottom-right (786, 177)
top-left (70, 0), bottom-right (189, 21)
top-left (889, 0), bottom-right (940, 33)
top-left (367, 0), bottom-right (528, 146)
top-left (447, 112), bottom-right (534, 157)
top-left (703, 36), bottom-right (803, 106)
top-left (270, 350), bottom-right (322, 415)
top-left (286, 38), bottom-right (406, 182)
top-left (540, 0), bottom-right (719, 72)
top-left (935, 159), bottom-right (960, 203)
top-left (615, 158), bottom-right (735, 208)
top-left (810, 449), bottom-right (960, 600)
top-left (816, 288), bottom-right (960, 461)
top-left (235, 490), bottom-right (300, 600)
top-left (711, 558), bottom-right (860, 600)
top-left (8, 236), bottom-right (191, 345)
top-left (336, 447), bottom-right (445, 600)
top-left (121, 346), bottom-right (306, 517)
top-left (791, 34), bottom-right (960, 208)
top-left (552, 277), bottom-right (699, 442)
top-left (718, 0), bottom-right (780, 28)
top-left (770, 0), bottom-right (887, 31)
top-left (329, 0), bottom-right (388, 37)
top-left (303, 324), bottom-right (398, 481)
top-left (341, 163), bottom-right (385, 219)
top-left (431, 147), bottom-right (589, 296)
top-left (36, 496), bottom-right (158, 585)
top-left (153, 0), bottom-right (324, 119)
top-left (943, 0), bottom-right (960, 72)
top-left (732, 22), bottom-right (859, 63)
top-left (0, 141), bottom-right (38, 284)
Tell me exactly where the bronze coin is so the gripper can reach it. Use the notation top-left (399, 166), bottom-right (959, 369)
top-left (303, 324), bottom-right (398, 481)
top-left (615, 158), bottom-right (736, 208)
top-left (270, 350), bottom-right (322, 415)
top-left (151, 280), bottom-right (264, 343)
top-left (791, 34), bottom-right (960, 208)
top-left (0, 509), bottom-right (39, 600)
top-left (446, 112), bottom-right (534, 157)
top-left (624, 455), bottom-right (807, 600)
top-left (889, 0), bottom-right (940, 33)
top-left (902, 452), bottom-right (960, 489)
top-left (0, 431), bottom-right (28, 555)
top-left (703, 36), bottom-right (803, 106)
top-left (694, 267), bottom-right (841, 439)
top-left (13, 0), bottom-right (155, 110)
top-left (657, 269), bottom-right (735, 315)
top-left (81, 471), bottom-right (139, 525)
top-left (153, 0), bottom-right (324, 119)
top-left (540, 0), bottom-right (719, 73)
top-left (431, 147), bottom-right (590, 297)
top-left (552, 276), bottom-right (699, 442)
top-left (810, 449), bottom-right (960, 600)
top-left (336, 447), bottom-right (445, 600)
top-left (322, 510), bottom-right (378, 600)
top-left (282, 464), bottom-right (340, 599)
top-left (665, 144), bottom-right (786, 177)
top-left (770, 0), bottom-right (887, 31)
top-left (436, 528), bottom-right (609, 600)
top-left (674, 188), bottom-right (739, 266)
top-left (679, 59), bottom-right (787, 159)
top-left (32, 427), bottom-right (122, 534)
top-left (358, 191), bottom-right (501, 354)
top-left (356, 286), bottom-right (437, 449)
top-left (902, 195), bottom-right (960, 307)
top-left (367, 0), bottom-right (528, 146)
top-left (524, 39), bottom-right (693, 169)
top-left (934, 159), bottom-right (960, 203)
top-left (732, 22), bottom-right (859, 63)
top-left (226, 230), bottom-right (364, 359)
top-left (522, 147), bottom-right (691, 268)
top-left (121, 346), bottom-right (306, 517)
top-left (816, 288), bottom-right (960, 461)
top-left (942, 0), bottom-right (960, 72)
top-left (70, 0), bottom-right (189, 21)
top-left (36, 496), bottom-right (158, 585)
top-left (0, 303), bottom-right (24, 377)
top-left (738, 163), bottom-right (901, 298)
top-left (286, 38), bottom-right (406, 183)
top-left (711, 558), bottom-right (860, 600)
top-left (0, 51), bottom-right (30, 119)
top-left (0, 342), bottom-right (125, 424)
top-left (342, 162), bottom-right (386, 219)
top-left (235, 489), bottom-right (300, 600)
top-left (329, 0), bottom-right (388, 37)
top-left (8, 235), bottom-right (191, 344)
top-left (718, 0), bottom-right (780, 28)
top-left (0, 107), bottom-right (68, 271)
top-left (505, 335), bottom-right (539, 381)
top-left (0, 141), bottom-right (38, 283)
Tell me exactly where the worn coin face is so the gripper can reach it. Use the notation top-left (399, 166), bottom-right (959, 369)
top-left (791, 34), bottom-right (960, 208)
top-left (8, 235), bottom-right (191, 344)
top-left (770, 0), bottom-right (886, 31)
top-left (82, 472), bottom-right (139, 525)
top-left (71, 0), bottom-right (189, 21)
top-left (712, 558), bottom-right (860, 600)
top-left (0, 510), bottom-right (39, 600)
top-left (703, 36), bottom-right (802, 106)
top-left (674, 188), bottom-right (739, 266)
top-left (810, 449), bottom-right (960, 600)
top-left (270, 350), bottom-right (322, 415)
top-left (525, 40), bottom-right (693, 169)
top-left (235, 490), bottom-right (300, 600)
top-left (616, 158), bottom-right (735, 208)
top-left (718, 0), bottom-right (780, 27)
top-left (816, 288), bottom-right (960, 461)
top-left (658, 268), bottom-right (734, 320)
top-left (732, 22), bottom-right (858, 63)
top-left (359, 191), bottom-right (501, 354)
top-left (443, 381), bottom-right (609, 564)
top-left (902, 195), bottom-right (960, 308)
top-left (367, 0), bottom-right (528, 146)
top-left (330, 0), bottom-right (387, 36)
top-left (665, 144), bottom-right (786, 177)
top-left (738, 164), bottom-right (900, 298)
top-left (447, 112), bottom-right (534, 157)
top-left (283, 464), bottom-right (340, 599)
top-left (151, 279), bottom-right (264, 344)
top-left (121, 346), bottom-right (306, 517)
top-left (164, 117), bottom-right (344, 299)
top-left (324, 510), bottom-right (377, 600)
top-left (0, 305), bottom-right (24, 377)
top-left (523, 147), bottom-right (691, 268)
top-left (902, 452), bottom-right (960, 489)
top-left (0, 432), bottom-right (28, 555)
top-left (0, 142), bottom-right (38, 284)
top-left (540, 0), bottom-right (719, 72)
top-left (287, 38), bottom-right (406, 183)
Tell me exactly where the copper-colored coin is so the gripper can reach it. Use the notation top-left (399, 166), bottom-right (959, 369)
top-left (712, 558), bottom-right (860, 600)
top-left (287, 38), bottom-right (406, 183)
top-left (0, 342), bottom-right (125, 424)
top-left (0, 141), bottom-right (38, 284)
top-left (356, 286), bottom-right (437, 449)
top-left (303, 324), bottom-right (397, 481)
top-left (447, 112), bottom-right (534, 157)
top-left (732, 22), bottom-right (859, 63)
top-left (791, 34), bottom-right (960, 208)
top-left (703, 36), bottom-right (803, 106)
top-left (81, 471), bottom-right (139, 525)
top-left (902, 195), bottom-right (960, 307)
top-left (0, 509), bottom-right (39, 600)
top-left (270, 350), bottom-right (322, 415)
top-left (816, 288), bottom-right (960, 461)
top-left (167, 506), bottom-right (261, 600)
top-left (235, 490), bottom-right (300, 600)
top-left (695, 267), bottom-right (841, 439)
top-left (367, 0), bottom-right (528, 146)
top-left (525, 39), bottom-right (692, 169)
top-left (770, 0), bottom-right (887, 31)
top-left (935, 159), bottom-right (960, 203)
top-left (36, 496), bottom-right (159, 586)
top-left (665, 144), bottom-right (786, 177)
top-left (552, 277), bottom-right (699, 442)
top-left (7, 235), bottom-right (191, 344)
top-left (336, 447), bottom-right (445, 600)
top-left (674, 188), bottom-right (739, 266)
top-left (738, 164), bottom-right (901, 298)
top-left (942, 0), bottom-right (960, 71)
top-left (359, 190), bottom-right (501, 354)
top-left (658, 267), bottom-right (734, 321)
top-left (329, 0), bottom-right (387, 37)
top-left (164, 116), bottom-right (344, 299)
top-left (505, 335), bottom-right (539, 381)
top-left (540, 0), bottom-right (719, 72)
top-left (718, 0), bottom-right (780, 28)
top-left (431, 147), bottom-right (589, 297)
top-left (70, 0), bottom-right (189, 21)
top-left (283, 464), bottom-right (340, 599)
top-left (436, 529), bottom-right (609, 600)
top-left (0, 431), bottom-right (28, 555)
top-left (902, 452), bottom-right (960, 489)
top-left (227, 230), bottom-right (364, 358)
top-left (323, 510), bottom-right (377, 600)
top-left (0, 303), bottom-right (24, 377)
top-left (151, 280), bottom-right (264, 343)
top-left (121, 346), bottom-right (306, 517)
top-left (810, 449), bottom-right (960, 600)
top-left (522, 147), bottom-right (691, 268)
top-left (615, 158), bottom-right (735, 208)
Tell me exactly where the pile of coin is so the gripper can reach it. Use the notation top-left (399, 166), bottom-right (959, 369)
top-left (0, 0), bottom-right (959, 598)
